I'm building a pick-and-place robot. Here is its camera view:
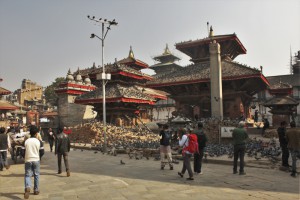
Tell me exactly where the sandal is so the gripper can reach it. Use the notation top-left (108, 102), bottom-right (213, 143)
top-left (178, 172), bottom-right (183, 178)
top-left (186, 177), bottom-right (194, 180)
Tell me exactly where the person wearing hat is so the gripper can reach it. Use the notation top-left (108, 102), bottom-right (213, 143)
top-left (232, 121), bottom-right (249, 175)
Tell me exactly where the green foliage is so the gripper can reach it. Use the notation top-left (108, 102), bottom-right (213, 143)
top-left (44, 77), bottom-right (65, 106)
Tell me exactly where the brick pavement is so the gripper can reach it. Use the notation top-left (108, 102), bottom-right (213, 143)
top-left (0, 144), bottom-right (299, 200)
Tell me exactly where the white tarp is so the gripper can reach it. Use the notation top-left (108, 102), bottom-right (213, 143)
top-left (220, 126), bottom-right (235, 138)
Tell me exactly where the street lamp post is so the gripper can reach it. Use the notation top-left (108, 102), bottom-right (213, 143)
top-left (87, 15), bottom-right (118, 153)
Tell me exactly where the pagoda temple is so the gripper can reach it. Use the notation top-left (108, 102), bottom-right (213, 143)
top-left (74, 47), bottom-right (167, 126)
top-left (150, 44), bottom-right (182, 76)
top-left (148, 44), bottom-right (182, 121)
top-left (147, 27), bottom-right (269, 120)
top-left (258, 50), bottom-right (300, 126)
top-left (263, 81), bottom-right (298, 125)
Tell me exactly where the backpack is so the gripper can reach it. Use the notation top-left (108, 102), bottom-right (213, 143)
top-left (162, 130), bottom-right (171, 145)
top-left (182, 134), bottom-right (199, 155)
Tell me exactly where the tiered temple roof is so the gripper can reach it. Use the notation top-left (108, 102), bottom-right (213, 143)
top-left (176, 32), bottom-right (246, 63)
top-left (150, 44), bottom-right (182, 76)
top-left (74, 47), bottom-right (167, 111)
top-left (77, 62), bottom-right (152, 82)
top-left (75, 83), bottom-right (157, 105)
top-left (147, 60), bottom-right (268, 88)
top-left (118, 46), bottom-right (149, 70)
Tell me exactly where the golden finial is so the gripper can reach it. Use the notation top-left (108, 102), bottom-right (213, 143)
top-left (128, 46), bottom-right (135, 59)
top-left (209, 26), bottom-right (214, 38)
top-left (163, 44), bottom-right (171, 55)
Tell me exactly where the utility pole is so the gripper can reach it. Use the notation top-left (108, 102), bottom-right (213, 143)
top-left (87, 15), bottom-right (118, 153)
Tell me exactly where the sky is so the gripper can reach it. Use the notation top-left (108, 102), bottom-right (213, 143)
top-left (0, 0), bottom-right (299, 92)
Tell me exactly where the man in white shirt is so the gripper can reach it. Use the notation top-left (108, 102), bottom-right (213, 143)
top-left (177, 128), bottom-right (194, 180)
top-left (24, 125), bottom-right (40, 199)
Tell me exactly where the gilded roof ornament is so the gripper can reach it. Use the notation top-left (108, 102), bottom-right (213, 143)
top-left (128, 46), bottom-right (135, 59)
top-left (209, 26), bottom-right (214, 38)
top-left (163, 44), bottom-right (171, 55)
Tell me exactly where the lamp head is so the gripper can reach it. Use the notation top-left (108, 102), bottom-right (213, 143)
top-left (90, 33), bottom-right (95, 38)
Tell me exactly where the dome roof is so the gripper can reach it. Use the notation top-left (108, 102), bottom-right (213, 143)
top-left (66, 69), bottom-right (74, 81)
top-left (84, 76), bottom-right (91, 85)
top-left (75, 67), bottom-right (83, 82)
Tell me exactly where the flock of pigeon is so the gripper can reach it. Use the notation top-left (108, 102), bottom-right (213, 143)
top-left (69, 121), bottom-right (282, 165)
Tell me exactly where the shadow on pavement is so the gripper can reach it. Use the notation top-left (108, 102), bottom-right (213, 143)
top-left (37, 146), bottom-right (300, 195)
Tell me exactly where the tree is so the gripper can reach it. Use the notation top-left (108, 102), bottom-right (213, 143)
top-left (44, 77), bottom-right (65, 106)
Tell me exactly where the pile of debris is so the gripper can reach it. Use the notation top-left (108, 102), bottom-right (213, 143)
top-left (263, 129), bottom-right (278, 138)
top-left (69, 122), bottom-right (160, 150)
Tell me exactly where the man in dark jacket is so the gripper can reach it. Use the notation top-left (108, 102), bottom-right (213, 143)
top-left (159, 124), bottom-right (173, 170)
top-left (55, 127), bottom-right (71, 177)
top-left (232, 121), bottom-right (248, 175)
top-left (277, 121), bottom-right (289, 167)
top-left (0, 127), bottom-right (11, 171)
top-left (286, 121), bottom-right (300, 177)
top-left (193, 122), bottom-right (207, 174)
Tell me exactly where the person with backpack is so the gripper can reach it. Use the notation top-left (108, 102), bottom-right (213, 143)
top-left (194, 122), bottom-right (207, 175)
top-left (159, 124), bottom-right (173, 170)
top-left (177, 128), bottom-right (198, 180)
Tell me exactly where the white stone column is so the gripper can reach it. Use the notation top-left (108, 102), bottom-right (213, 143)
top-left (209, 40), bottom-right (223, 120)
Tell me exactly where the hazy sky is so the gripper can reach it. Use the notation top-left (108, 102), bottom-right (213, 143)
top-left (0, 0), bottom-right (299, 92)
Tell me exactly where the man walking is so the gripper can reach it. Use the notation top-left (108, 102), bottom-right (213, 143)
top-left (55, 127), bottom-right (71, 177)
top-left (24, 125), bottom-right (40, 199)
top-left (159, 124), bottom-right (173, 170)
top-left (178, 128), bottom-right (194, 180)
top-left (232, 121), bottom-right (248, 175)
top-left (48, 128), bottom-right (55, 152)
top-left (0, 127), bottom-right (11, 171)
top-left (277, 121), bottom-right (289, 168)
top-left (194, 122), bottom-right (207, 175)
top-left (286, 121), bottom-right (300, 177)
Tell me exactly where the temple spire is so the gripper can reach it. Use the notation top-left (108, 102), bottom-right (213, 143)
top-left (163, 44), bottom-right (171, 55)
top-left (209, 26), bottom-right (214, 38)
top-left (92, 62), bottom-right (96, 69)
top-left (128, 46), bottom-right (135, 59)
